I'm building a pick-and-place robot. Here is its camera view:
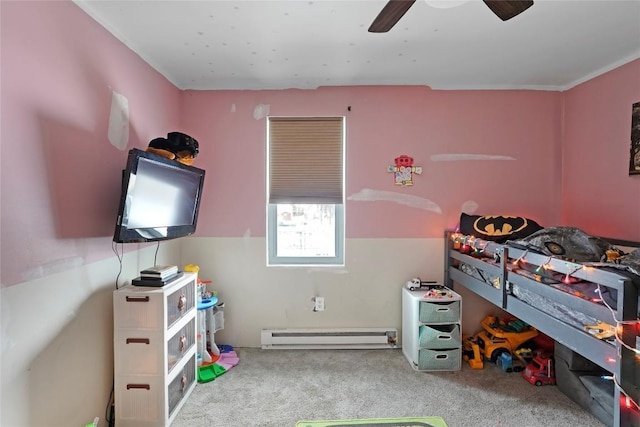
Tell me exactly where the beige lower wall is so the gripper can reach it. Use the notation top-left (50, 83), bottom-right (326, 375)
top-left (0, 241), bottom-right (180, 427)
top-left (180, 237), bottom-right (500, 348)
top-left (1, 236), bottom-right (499, 426)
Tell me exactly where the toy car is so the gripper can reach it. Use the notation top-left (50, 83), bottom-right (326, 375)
top-left (405, 278), bottom-right (437, 291)
top-left (522, 354), bottom-right (556, 386)
top-left (497, 352), bottom-right (526, 373)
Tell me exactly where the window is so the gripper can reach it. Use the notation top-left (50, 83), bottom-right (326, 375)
top-left (267, 117), bottom-right (345, 266)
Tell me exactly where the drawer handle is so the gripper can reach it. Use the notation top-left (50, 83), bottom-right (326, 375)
top-left (127, 384), bottom-right (150, 390)
top-left (436, 308), bottom-right (450, 312)
top-left (177, 294), bottom-right (187, 312)
top-left (437, 335), bottom-right (451, 340)
top-left (181, 374), bottom-right (187, 393)
top-left (126, 338), bottom-right (150, 345)
top-left (125, 296), bottom-right (149, 303)
top-left (179, 335), bottom-right (187, 352)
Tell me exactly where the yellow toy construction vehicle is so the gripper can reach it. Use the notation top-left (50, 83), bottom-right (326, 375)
top-left (462, 336), bottom-right (484, 369)
top-left (463, 315), bottom-right (538, 368)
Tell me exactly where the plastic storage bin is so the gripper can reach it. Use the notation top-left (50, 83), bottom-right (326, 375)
top-left (419, 300), bottom-right (460, 323)
top-left (418, 348), bottom-right (461, 371)
top-left (419, 324), bottom-right (461, 349)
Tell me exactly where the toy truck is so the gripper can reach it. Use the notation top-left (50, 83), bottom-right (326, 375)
top-left (497, 352), bottom-right (526, 373)
top-left (405, 278), bottom-right (437, 291)
top-left (522, 353), bottom-right (556, 386)
top-left (475, 315), bottom-right (538, 362)
top-left (462, 337), bottom-right (484, 369)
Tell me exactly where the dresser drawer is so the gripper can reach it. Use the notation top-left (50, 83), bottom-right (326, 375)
top-left (115, 316), bottom-right (196, 377)
top-left (419, 324), bottom-right (461, 349)
top-left (114, 292), bottom-right (166, 330)
top-left (114, 275), bottom-right (197, 331)
top-left (167, 317), bottom-right (196, 373)
top-left (166, 279), bottom-right (196, 330)
top-left (114, 330), bottom-right (164, 376)
top-left (419, 300), bottom-right (460, 323)
top-left (168, 353), bottom-right (196, 417)
top-left (114, 375), bottom-right (163, 427)
top-left (418, 348), bottom-right (461, 371)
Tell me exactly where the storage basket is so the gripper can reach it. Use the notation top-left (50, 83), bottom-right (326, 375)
top-left (418, 348), bottom-right (461, 371)
top-left (419, 300), bottom-right (460, 323)
top-left (419, 324), bottom-right (461, 349)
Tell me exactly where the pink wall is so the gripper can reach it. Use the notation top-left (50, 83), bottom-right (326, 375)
top-left (0, 1), bottom-right (182, 286)
top-left (182, 87), bottom-right (564, 238)
top-left (2, 1), bottom-right (636, 287)
top-left (562, 59), bottom-right (640, 241)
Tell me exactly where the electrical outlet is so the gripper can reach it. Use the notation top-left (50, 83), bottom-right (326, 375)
top-left (314, 297), bottom-right (325, 311)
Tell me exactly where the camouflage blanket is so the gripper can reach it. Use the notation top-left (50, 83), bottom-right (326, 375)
top-left (508, 226), bottom-right (640, 276)
top-left (507, 226), bottom-right (617, 262)
top-left (620, 248), bottom-right (640, 276)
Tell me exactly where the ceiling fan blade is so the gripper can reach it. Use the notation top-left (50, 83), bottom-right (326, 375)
top-left (483, 0), bottom-right (533, 21)
top-left (484, 0), bottom-right (533, 21)
top-left (368, 0), bottom-right (417, 33)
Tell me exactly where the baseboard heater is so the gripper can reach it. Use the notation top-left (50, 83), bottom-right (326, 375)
top-left (260, 327), bottom-right (398, 350)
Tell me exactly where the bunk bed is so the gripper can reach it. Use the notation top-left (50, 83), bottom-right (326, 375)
top-left (443, 228), bottom-right (640, 427)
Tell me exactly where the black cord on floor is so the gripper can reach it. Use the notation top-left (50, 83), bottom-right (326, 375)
top-left (105, 383), bottom-right (114, 427)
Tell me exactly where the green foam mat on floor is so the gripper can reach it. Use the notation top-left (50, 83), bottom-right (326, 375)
top-left (296, 416), bottom-right (448, 427)
top-left (197, 363), bottom-right (226, 383)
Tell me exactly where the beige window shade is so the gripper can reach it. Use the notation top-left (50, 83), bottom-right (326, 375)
top-left (269, 117), bottom-right (344, 204)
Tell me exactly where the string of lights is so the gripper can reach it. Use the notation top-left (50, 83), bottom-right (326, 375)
top-left (449, 232), bottom-right (640, 410)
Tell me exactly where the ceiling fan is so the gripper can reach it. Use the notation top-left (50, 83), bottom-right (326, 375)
top-left (368, 0), bottom-right (534, 33)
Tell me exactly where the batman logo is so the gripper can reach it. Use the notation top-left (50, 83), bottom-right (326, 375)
top-left (473, 215), bottom-right (529, 237)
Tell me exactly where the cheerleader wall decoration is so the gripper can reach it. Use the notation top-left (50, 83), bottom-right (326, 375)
top-left (387, 154), bottom-right (422, 186)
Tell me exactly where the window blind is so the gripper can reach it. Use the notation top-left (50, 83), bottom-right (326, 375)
top-left (268, 117), bottom-right (344, 204)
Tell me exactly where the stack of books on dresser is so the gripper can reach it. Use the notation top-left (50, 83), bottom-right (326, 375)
top-left (132, 265), bottom-right (180, 287)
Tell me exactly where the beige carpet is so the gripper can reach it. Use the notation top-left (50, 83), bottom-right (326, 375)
top-left (171, 348), bottom-right (605, 427)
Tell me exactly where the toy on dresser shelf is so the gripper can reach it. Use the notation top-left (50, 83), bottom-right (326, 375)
top-left (423, 287), bottom-right (453, 299)
top-left (405, 277), bottom-right (437, 291)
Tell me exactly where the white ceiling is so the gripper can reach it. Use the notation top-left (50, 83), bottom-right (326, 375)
top-left (74, 0), bottom-right (640, 91)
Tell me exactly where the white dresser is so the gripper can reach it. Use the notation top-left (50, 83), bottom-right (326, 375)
top-left (113, 272), bottom-right (197, 426)
top-left (402, 286), bottom-right (462, 371)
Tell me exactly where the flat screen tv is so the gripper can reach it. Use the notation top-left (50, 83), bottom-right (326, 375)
top-left (113, 148), bottom-right (205, 243)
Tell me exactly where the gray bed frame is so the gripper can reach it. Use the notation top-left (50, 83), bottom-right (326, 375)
top-left (443, 230), bottom-right (639, 427)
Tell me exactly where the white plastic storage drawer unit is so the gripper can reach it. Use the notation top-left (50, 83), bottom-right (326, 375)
top-left (402, 286), bottom-right (462, 371)
top-left (114, 272), bottom-right (198, 427)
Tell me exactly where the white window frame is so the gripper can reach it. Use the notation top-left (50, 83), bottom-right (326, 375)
top-left (266, 117), bottom-right (345, 266)
top-left (267, 204), bottom-right (344, 266)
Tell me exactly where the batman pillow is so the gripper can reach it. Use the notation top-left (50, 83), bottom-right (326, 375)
top-left (459, 212), bottom-right (543, 243)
